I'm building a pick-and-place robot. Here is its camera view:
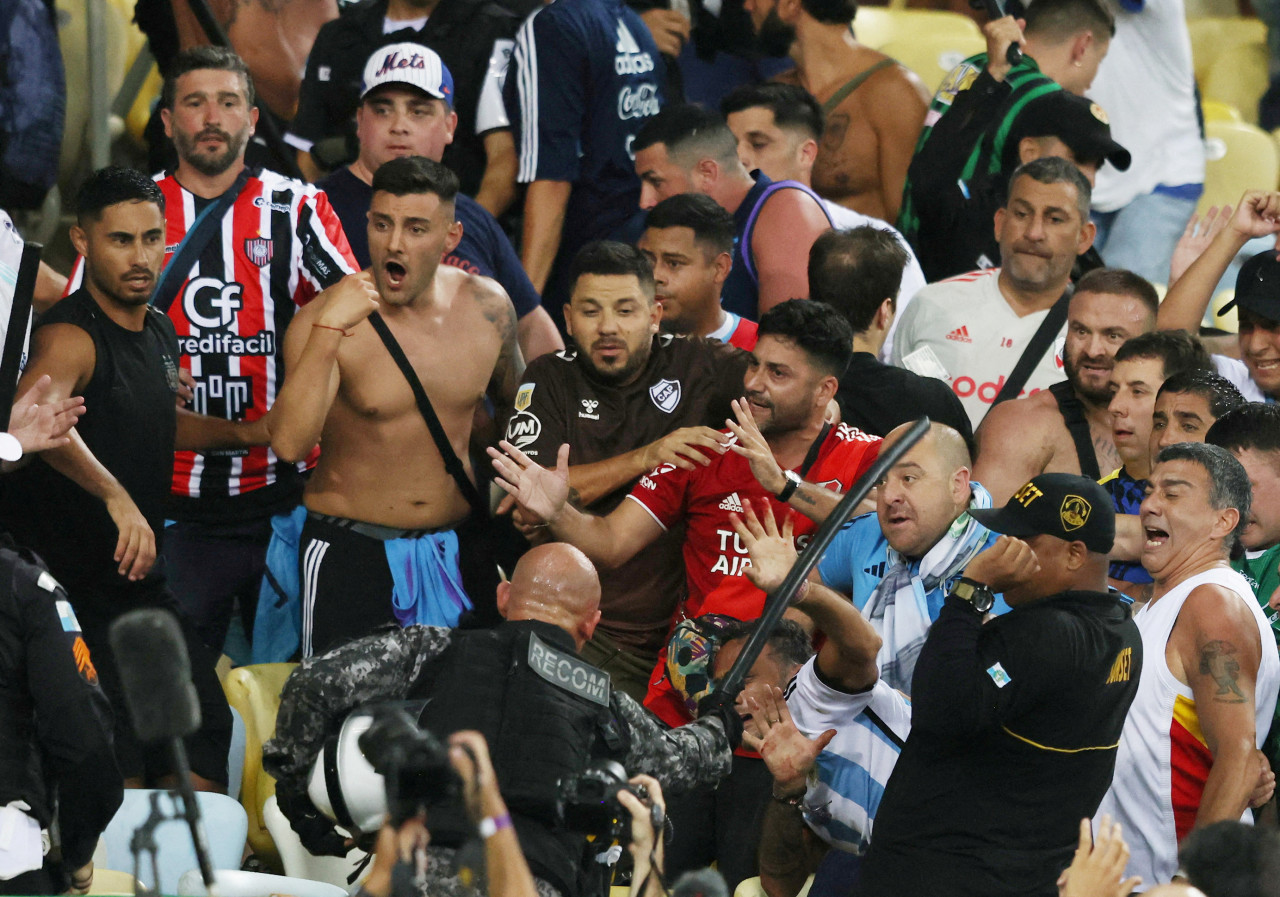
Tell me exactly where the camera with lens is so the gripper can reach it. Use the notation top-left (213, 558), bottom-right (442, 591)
top-left (557, 760), bottom-right (652, 844)
top-left (357, 705), bottom-right (459, 827)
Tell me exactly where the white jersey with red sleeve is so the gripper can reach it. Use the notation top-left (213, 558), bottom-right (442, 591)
top-left (627, 422), bottom-right (882, 621)
top-left (66, 168), bottom-right (357, 517)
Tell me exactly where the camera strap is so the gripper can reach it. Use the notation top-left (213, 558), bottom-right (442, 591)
top-left (991, 282), bottom-right (1073, 408)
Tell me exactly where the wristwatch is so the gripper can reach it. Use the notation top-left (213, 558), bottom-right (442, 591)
top-left (951, 577), bottom-right (995, 614)
top-left (776, 470), bottom-right (803, 502)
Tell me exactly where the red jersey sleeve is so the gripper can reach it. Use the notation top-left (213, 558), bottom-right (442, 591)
top-left (626, 460), bottom-right (693, 531)
top-left (294, 189), bottom-right (359, 304)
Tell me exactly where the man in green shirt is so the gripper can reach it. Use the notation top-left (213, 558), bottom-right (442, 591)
top-left (1207, 403), bottom-right (1280, 774)
top-left (899, 0), bottom-right (1116, 280)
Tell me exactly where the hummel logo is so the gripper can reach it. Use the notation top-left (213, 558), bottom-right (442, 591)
top-left (579, 399), bottom-right (600, 420)
top-left (718, 492), bottom-right (745, 513)
top-left (946, 325), bottom-right (972, 343)
top-left (863, 562), bottom-right (888, 578)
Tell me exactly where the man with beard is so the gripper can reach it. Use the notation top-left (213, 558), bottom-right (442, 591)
top-left (269, 156), bottom-right (521, 657)
top-left (0, 167), bottom-right (278, 790)
top-left (973, 269), bottom-right (1156, 503)
top-left (500, 240), bottom-right (749, 700)
top-left (65, 47), bottom-right (359, 660)
top-left (740, 0), bottom-right (928, 222)
top-left (489, 298), bottom-right (881, 726)
top-left (1095, 444), bottom-right (1280, 887)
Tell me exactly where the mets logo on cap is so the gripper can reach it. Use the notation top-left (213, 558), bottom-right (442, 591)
top-left (1060, 494), bottom-right (1091, 532)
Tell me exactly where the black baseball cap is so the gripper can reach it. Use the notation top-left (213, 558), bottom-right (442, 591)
top-left (1013, 91), bottom-right (1131, 173)
top-left (1217, 249), bottom-right (1280, 322)
top-left (969, 473), bottom-right (1115, 554)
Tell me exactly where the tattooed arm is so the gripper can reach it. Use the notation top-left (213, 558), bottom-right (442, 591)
top-left (1171, 583), bottom-right (1265, 827)
top-left (478, 280), bottom-right (526, 417)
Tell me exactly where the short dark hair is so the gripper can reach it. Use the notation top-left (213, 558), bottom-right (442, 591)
top-left (371, 156), bottom-right (459, 204)
top-left (717, 619), bottom-right (813, 672)
top-left (1156, 371), bottom-right (1245, 420)
top-left (644, 193), bottom-right (736, 257)
top-left (634, 104), bottom-right (740, 169)
top-left (569, 241), bottom-right (655, 297)
top-left (1207, 402), bottom-right (1280, 456)
top-left (162, 45), bottom-right (255, 109)
top-left (1113, 330), bottom-right (1213, 380)
top-left (808, 227), bottom-right (909, 333)
top-left (1074, 268), bottom-right (1160, 319)
top-left (1156, 442), bottom-right (1252, 542)
top-left (1024, 0), bottom-right (1116, 41)
top-left (1007, 156), bottom-right (1093, 219)
top-left (720, 83), bottom-right (825, 142)
top-left (75, 166), bottom-right (165, 223)
top-left (757, 299), bottom-right (854, 378)
top-left (799, 0), bottom-right (858, 25)
top-left (1179, 819), bottom-right (1280, 897)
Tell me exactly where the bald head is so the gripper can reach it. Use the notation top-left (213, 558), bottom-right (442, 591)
top-left (877, 423), bottom-right (974, 558)
top-left (499, 543), bottom-right (603, 648)
top-left (884, 422), bottom-right (971, 472)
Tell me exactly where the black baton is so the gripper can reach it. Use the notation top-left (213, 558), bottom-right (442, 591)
top-left (717, 416), bottom-right (931, 700)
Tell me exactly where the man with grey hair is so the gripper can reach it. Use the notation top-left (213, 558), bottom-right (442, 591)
top-left (892, 157), bottom-right (1097, 430)
top-left (1096, 443), bottom-right (1280, 888)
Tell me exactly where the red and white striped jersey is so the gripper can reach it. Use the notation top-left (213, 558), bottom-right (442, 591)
top-left (68, 168), bottom-right (358, 516)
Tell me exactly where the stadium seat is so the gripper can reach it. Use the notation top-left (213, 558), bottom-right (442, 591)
top-left (882, 32), bottom-right (986, 93)
top-left (99, 790), bottom-right (248, 896)
top-left (55, 0), bottom-right (130, 186)
top-left (852, 8), bottom-right (981, 51)
top-left (1188, 16), bottom-right (1267, 84)
top-left (1201, 99), bottom-right (1243, 122)
top-left (262, 794), bottom-right (369, 887)
top-left (177, 868), bottom-right (348, 897)
top-left (221, 662), bottom-right (299, 871)
top-left (733, 875), bottom-right (815, 897)
top-left (1199, 119), bottom-right (1280, 216)
top-left (85, 868), bottom-right (137, 896)
top-left (1203, 41), bottom-right (1269, 126)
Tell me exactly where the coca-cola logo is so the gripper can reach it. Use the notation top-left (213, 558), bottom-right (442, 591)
top-left (617, 83), bottom-right (660, 121)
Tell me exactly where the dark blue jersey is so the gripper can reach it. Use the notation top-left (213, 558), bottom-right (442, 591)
top-left (316, 166), bottom-right (540, 318)
top-left (505, 0), bottom-right (664, 310)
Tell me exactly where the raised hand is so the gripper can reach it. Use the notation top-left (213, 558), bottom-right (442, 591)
top-left (8, 374), bottom-right (85, 454)
top-left (317, 271), bottom-right (380, 333)
top-left (1170, 205), bottom-right (1232, 285)
top-left (730, 498), bottom-right (798, 595)
top-left (962, 534), bottom-right (1040, 593)
top-left (744, 684), bottom-right (834, 796)
top-left (639, 425), bottom-right (725, 472)
top-left (488, 441), bottom-right (571, 525)
top-left (726, 398), bottom-right (785, 495)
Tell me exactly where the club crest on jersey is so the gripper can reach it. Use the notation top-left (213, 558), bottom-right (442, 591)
top-left (649, 378), bottom-right (681, 413)
top-left (514, 382), bottom-right (535, 412)
top-left (244, 237), bottom-right (274, 267)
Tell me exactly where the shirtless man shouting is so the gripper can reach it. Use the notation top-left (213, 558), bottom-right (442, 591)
top-left (270, 156), bottom-right (522, 656)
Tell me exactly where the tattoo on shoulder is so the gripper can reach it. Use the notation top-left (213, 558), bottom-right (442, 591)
top-left (1199, 639), bottom-right (1246, 703)
top-left (475, 283), bottom-right (516, 342)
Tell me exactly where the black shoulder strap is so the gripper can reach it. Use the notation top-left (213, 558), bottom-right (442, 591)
top-left (150, 168), bottom-right (251, 314)
top-left (1048, 380), bottom-right (1101, 481)
top-left (821, 58), bottom-right (896, 116)
top-left (367, 311), bottom-right (486, 514)
top-left (991, 284), bottom-right (1073, 408)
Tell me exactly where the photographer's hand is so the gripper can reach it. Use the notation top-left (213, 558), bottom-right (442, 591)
top-left (618, 775), bottom-right (666, 897)
top-left (447, 731), bottom-right (539, 897)
top-left (360, 815), bottom-right (430, 897)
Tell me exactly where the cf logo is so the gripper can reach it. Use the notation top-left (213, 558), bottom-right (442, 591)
top-left (184, 277), bottom-right (243, 330)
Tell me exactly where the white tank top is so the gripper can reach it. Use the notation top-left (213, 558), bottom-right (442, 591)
top-left (1095, 566), bottom-right (1280, 889)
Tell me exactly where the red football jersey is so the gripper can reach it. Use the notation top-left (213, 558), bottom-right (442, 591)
top-left (630, 422), bottom-right (881, 726)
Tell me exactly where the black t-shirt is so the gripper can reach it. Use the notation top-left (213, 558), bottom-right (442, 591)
top-left (859, 591), bottom-right (1142, 897)
top-left (0, 290), bottom-right (179, 597)
top-left (504, 335), bottom-right (748, 649)
top-left (837, 352), bottom-right (973, 445)
top-left (288, 0), bottom-right (529, 195)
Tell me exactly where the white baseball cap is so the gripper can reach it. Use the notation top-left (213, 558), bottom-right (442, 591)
top-left (360, 42), bottom-right (454, 107)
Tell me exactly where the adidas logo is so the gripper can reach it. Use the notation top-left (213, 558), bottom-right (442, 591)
top-left (616, 22), bottom-right (642, 53)
top-left (946, 325), bottom-right (972, 343)
top-left (863, 562), bottom-right (887, 578)
top-left (718, 492), bottom-right (745, 513)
